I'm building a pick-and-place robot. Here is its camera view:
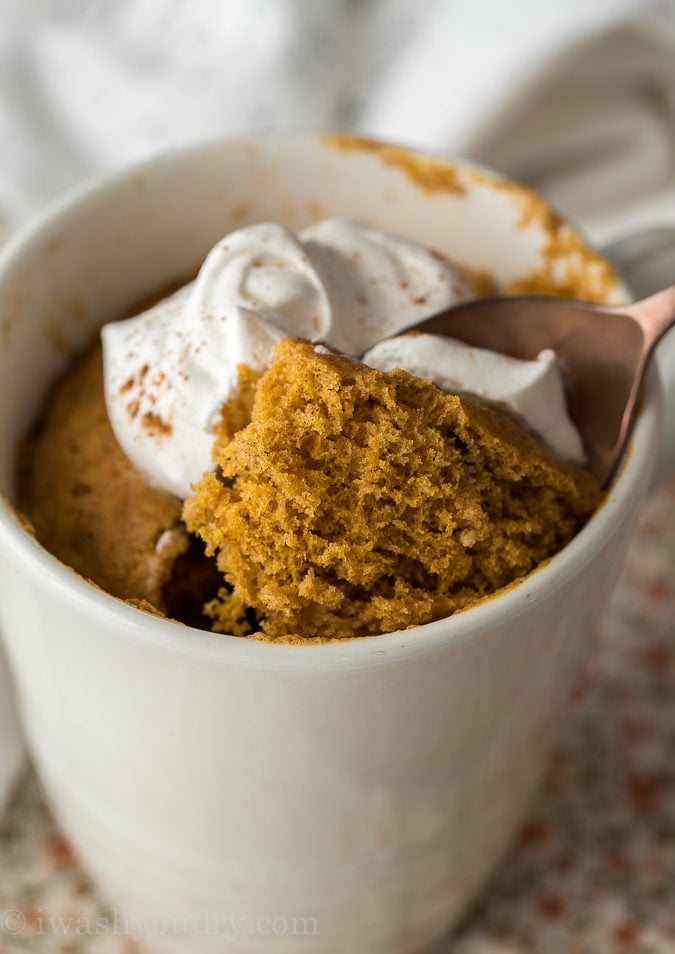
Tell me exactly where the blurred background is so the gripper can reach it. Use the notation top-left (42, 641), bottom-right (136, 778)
top-left (1, 0), bottom-right (675, 244)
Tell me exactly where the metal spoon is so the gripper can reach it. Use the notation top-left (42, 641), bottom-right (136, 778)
top-left (395, 285), bottom-right (675, 487)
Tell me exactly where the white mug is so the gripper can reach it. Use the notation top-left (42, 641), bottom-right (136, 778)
top-left (0, 639), bottom-right (23, 815)
top-left (0, 134), bottom-right (673, 954)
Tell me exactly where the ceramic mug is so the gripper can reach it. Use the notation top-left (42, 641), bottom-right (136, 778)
top-left (0, 640), bottom-right (23, 815)
top-left (0, 134), bottom-right (673, 954)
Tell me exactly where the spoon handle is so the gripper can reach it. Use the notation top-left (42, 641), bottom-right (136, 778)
top-left (619, 285), bottom-right (675, 353)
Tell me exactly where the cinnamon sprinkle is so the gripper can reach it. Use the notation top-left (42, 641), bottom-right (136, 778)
top-left (141, 410), bottom-right (173, 438)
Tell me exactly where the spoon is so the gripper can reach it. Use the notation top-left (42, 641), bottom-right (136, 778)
top-left (395, 285), bottom-right (675, 487)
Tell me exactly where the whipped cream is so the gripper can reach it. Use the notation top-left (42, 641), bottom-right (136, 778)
top-left (102, 218), bottom-right (472, 497)
top-left (363, 335), bottom-right (585, 464)
top-left (102, 217), bottom-right (584, 499)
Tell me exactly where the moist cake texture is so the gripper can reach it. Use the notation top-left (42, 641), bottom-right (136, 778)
top-left (183, 338), bottom-right (601, 642)
top-left (18, 345), bottom-right (188, 610)
top-left (17, 216), bottom-right (605, 642)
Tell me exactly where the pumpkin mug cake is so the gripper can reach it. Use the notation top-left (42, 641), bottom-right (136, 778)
top-left (19, 218), bottom-right (600, 641)
top-left (3, 137), bottom-right (658, 954)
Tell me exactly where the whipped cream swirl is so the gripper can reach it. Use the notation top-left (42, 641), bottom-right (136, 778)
top-left (102, 218), bottom-right (583, 499)
top-left (102, 219), bottom-right (471, 497)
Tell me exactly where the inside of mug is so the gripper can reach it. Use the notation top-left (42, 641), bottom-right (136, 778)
top-left (0, 135), bottom-right (625, 503)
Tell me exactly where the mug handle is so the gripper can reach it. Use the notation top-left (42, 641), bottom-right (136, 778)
top-left (602, 228), bottom-right (675, 486)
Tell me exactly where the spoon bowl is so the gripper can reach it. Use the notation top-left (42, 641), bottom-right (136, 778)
top-left (396, 286), bottom-right (675, 486)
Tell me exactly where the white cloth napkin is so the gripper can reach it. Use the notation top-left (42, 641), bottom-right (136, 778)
top-left (1, 0), bottom-right (675, 241)
top-left (2, 0), bottom-right (675, 815)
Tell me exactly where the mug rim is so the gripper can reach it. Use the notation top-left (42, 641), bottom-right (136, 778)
top-left (0, 133), bottom-right (658, 672)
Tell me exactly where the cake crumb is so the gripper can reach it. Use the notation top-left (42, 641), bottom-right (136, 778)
top-left (184, 338), bottom-right (600, 642)
top-left (19, 345), bottom-right (187, 609)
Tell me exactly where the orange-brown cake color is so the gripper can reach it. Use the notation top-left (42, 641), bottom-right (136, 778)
top-left (184, 338), bottom-right (601, 642)
top-left (18, 345), bottom-right (188, 609)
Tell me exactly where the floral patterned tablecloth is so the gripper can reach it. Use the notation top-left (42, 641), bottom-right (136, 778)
top-left (1, 479), bottom-right (675, 954)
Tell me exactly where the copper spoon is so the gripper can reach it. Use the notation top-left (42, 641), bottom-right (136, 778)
top-left (395, 285), bottom-right (675, 487)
